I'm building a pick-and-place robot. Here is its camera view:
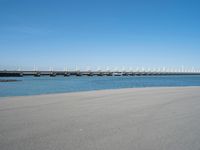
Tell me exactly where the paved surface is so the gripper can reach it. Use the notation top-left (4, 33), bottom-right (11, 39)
top-left (0, 87), bottom-right (200, 150)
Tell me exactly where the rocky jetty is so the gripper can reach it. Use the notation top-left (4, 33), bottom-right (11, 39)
top-left (0, 79), bottom-right (21, 82)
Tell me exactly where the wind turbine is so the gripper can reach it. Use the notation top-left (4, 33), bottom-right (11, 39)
top-left (106, 66), bottom-right (110, 72)
top-left (17, 66), bottom-right (21, 71)
top-left (33, 65), bottom-right (36, 71)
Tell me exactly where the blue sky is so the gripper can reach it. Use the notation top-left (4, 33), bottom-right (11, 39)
top-left (0, 0), bottom-right (200, 70)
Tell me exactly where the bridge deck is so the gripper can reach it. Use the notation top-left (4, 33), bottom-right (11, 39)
top-left (0, 71), bottom-right (200, 77)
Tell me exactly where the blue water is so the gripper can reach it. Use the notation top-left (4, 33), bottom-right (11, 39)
top-left (0, 75), bottom-right (200, 97)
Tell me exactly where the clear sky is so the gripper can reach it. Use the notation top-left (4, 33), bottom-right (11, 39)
top-left (0, 0), bottom-right (200, 70)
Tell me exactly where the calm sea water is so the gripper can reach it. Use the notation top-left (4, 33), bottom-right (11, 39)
top-left (0, 75), bottom-right (200, 97)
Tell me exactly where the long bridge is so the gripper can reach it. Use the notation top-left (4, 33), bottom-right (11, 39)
top-left (1, 70), bottom-right (200, 77)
